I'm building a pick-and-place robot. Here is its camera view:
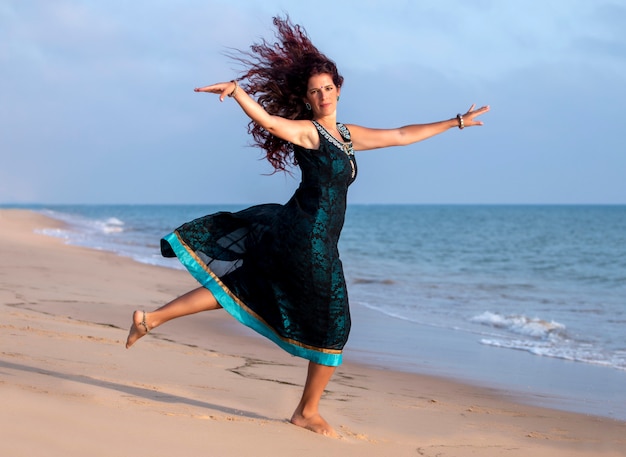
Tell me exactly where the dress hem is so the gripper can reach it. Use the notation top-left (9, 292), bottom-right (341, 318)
top-left (161, 231), bottom-right (343, 367)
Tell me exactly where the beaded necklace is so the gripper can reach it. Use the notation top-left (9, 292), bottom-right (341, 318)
top-left (312, 121), bottom-right (356, 179)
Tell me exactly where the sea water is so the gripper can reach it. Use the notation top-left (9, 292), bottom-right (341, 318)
top-left (7, 204), bottom-right (626, 418)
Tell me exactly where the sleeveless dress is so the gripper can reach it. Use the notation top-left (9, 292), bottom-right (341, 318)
top-left (160, 121), bottom-right (357, 366)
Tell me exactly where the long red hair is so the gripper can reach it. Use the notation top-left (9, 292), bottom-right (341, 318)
top-left (232, 16), bottom-right (344, 172)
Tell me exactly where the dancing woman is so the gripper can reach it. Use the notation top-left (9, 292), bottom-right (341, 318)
top-left (126, 16), bottom-right (489, 437)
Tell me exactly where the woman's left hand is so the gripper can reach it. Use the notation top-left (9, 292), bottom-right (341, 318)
top-left (461, 104), bottom-right (490, 127)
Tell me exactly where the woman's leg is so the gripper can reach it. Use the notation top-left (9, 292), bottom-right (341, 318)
top-left (125, 286), bottom-right (221, 348)
top-left (291, 361), bottom-right (338, 437)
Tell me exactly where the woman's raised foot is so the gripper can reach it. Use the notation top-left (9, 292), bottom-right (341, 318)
top-left (125, 310), bottom-right (151, 348)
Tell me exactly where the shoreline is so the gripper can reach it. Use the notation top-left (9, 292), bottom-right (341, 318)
top-left (1, 208), bottom-right (624, 456)
top-left (346, 301), bottom-right (626, 421)
top-left (19, 205), bottom-right (626, 420)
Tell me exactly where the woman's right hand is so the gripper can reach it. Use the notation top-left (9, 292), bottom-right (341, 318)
top-left (194, 81), bottom-right (238, 102)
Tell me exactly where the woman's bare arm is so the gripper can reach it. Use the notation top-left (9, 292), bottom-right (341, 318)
top-left (195, 81), bottom-right (318, 149)
top-left (347, 104), bottom-right (490, 151)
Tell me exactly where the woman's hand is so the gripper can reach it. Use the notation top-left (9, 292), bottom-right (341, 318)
top-left (461, 104), bottom-right (490, 127)
top-left (194, 81), bottom-right (238, 102)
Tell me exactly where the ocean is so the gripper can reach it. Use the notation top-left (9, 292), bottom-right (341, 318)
top-left (7, 204), bottom-right (626, 419)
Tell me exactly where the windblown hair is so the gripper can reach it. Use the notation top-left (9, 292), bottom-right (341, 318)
top-left (232, 16), bottom-right (344, 172)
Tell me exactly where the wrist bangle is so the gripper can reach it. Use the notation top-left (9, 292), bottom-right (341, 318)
top-left (228, 80), bottom-right (239, 98)
top-left (456, 113), bottom-right (464, 129)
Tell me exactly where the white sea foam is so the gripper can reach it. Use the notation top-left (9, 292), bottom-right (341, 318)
top-left (479, 338), bottom-right (626, 371)
top-left (470, 311), bottom-right (566, 339)
top-left (471, 311), bottom-right (625, 371)
top-left (39, 210), bottom-right (125, 237)
top-left (100, 217), bottom-right (125, 233)
top-left (35, 227), bottom-right (71, 240)
top-left (34, 210), bottom-right (126, 257)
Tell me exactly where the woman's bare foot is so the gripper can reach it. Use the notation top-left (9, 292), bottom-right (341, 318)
top-left (125, 310), bottom-right (150, 348)
top-left (290, 410), bottom-right (338, 438)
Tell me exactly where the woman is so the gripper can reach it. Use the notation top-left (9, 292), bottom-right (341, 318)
top-left (126, 16), bottom-right (489, 437)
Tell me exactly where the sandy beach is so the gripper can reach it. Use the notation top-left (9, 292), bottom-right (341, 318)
top-left (1, 208), bottom-right (624, 457)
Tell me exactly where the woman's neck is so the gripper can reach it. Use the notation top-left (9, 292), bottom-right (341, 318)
top-left (313, 114), bottom-right (338, 131)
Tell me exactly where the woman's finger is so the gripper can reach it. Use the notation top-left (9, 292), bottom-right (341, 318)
top-left (194, 85), bottom-right (217, 93)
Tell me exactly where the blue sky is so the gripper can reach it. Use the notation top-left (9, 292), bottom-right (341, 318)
top-left (1, 0), bottom-right (625, 204)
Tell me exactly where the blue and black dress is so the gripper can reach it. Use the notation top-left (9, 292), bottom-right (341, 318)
top-left (160, 121), bottom-right (357, 366)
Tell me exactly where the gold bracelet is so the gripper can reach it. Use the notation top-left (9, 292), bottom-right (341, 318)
top-left (228, 80), bottom-right (239, 98)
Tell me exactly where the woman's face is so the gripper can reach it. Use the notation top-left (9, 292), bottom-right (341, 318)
top-left (305, 73), bottom-right (341, 117)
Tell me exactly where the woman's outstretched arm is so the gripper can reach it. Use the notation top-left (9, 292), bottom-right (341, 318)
top-left (347, 104), bottom-right (490, 151)
top-left (194, 81), bottom-right (317, 149)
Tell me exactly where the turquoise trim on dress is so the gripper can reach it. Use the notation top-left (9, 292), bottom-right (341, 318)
top-left (162, 231), bottom-right (343, 367)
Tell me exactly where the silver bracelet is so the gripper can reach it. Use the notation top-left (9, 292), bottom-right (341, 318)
top-left (456, 113), bottom-right (464, 129)
top-left (228, 80), bottom-right (239, 98)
